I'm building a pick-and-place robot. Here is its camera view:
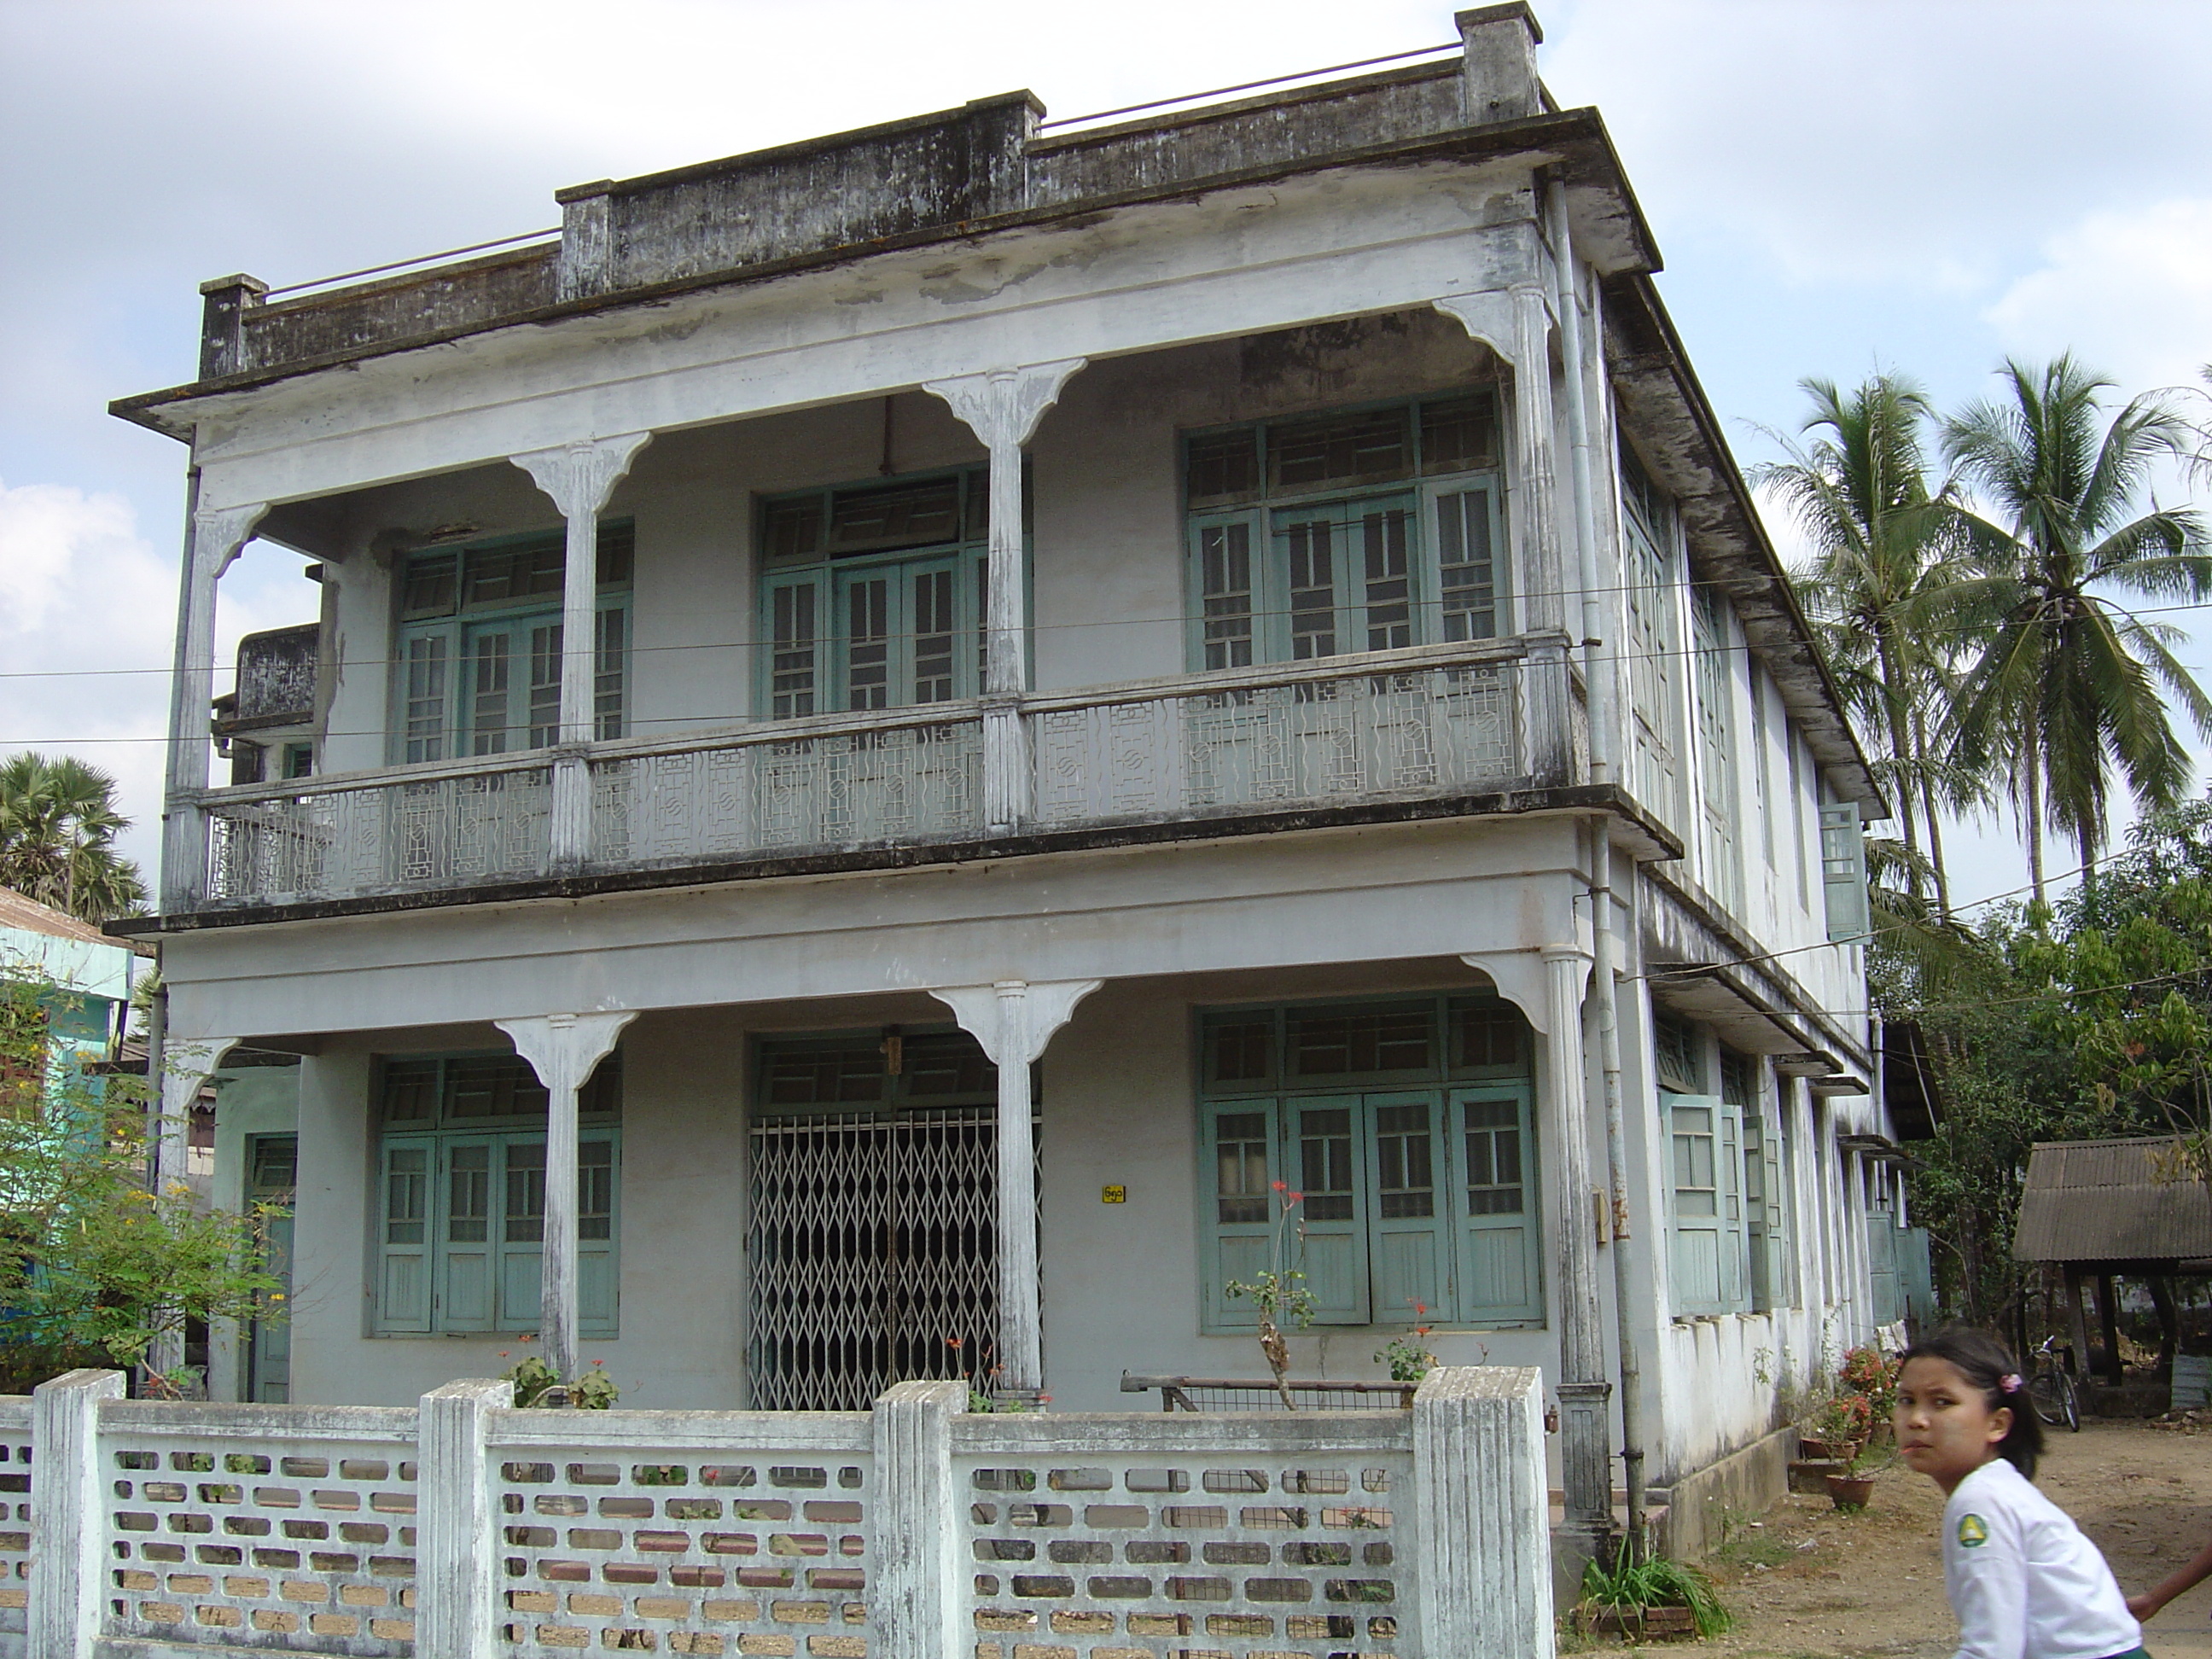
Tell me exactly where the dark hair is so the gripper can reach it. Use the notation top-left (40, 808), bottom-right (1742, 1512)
top-left (1899, 1325), bottom-right (2046, 1478)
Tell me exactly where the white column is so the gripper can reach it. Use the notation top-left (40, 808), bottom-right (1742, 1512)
top-left (495, 1012), bottom-right (635, 1382)
top-left (418, 1377), bottom-right (513, 1659)
top-left (30, 1367), bottom-right (124, 1659)
top-left (144, 1034), bottom-right (237, 1379)
top-left (509, 434), bottom-right (653, 866)
top-left (870, 1379), bottom-right (965, 1659)
top-left (163, 500), bottom-right (266, 908)
top-left (1435, 289), bottom-right (1572, 783)
top-left (923, 359), bottom-right (1086, 832)
top-left (1414, 1365), bottom-right (1555, 1659)
top-left (1540, 944), bottom-right (1610, 1534)
top-left (934, 977), bottom-right (1100, 1394)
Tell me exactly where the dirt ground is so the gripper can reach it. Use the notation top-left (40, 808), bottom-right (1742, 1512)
top-left (1585, 1420), bottom-right (2212, 1657)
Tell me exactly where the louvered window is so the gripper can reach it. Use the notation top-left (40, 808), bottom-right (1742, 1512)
top-left (392, 524), bottom-right (632, 763)
top-left (757, 468), bottom-right (992, 717)
top-left (373, 1052), bottom-right (620, 1337)
top-left (1184, 393), bottom-right (1505, 670)
top-left (1198, 995), bottom-right (1538, 1331)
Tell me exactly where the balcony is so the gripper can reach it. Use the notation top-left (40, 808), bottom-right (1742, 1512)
top-left (181, 638), bottom-right (1608, 918)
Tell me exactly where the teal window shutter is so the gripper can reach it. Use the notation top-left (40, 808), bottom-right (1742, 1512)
top-left (1452, 1085), bottom-right (1541, 1325)
top-left (1718, 1097), bottom-right (1747, 1309)
top-left (1820, 801), bottom-right (1870, 940)
top-left (1202, 1101), bottom-right (1282, 1330)
top-left (498, 1138), bottom-right (545, 1332)
top-left (1665, 1092), bottom-right (1726, 1315)
top-left (377, 1137), bottom-right (434, 1334)
top-left (437, 1136), bottom-right (497, 1332)
top-left (1288, 1098), bottom-right (1371, 1324)
top-left (579, 1135), bottom-right (620, 1336)
top-left (1365, 1092), bottom-right (1453, 1324)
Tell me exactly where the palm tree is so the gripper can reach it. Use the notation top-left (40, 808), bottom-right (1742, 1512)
top-left (0, 754), bottom-right (147, 923)
top-left (1759, 374), bottom-right (1979, 912)
top-left (1943, 355), bottom-right (2212, 905)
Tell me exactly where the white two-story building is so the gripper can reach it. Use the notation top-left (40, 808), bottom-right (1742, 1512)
top-left (114, 4), bottom-right (1905, 1557)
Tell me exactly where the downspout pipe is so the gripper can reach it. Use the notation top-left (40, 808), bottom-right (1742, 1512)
top-left (1547, 176), bottom-right (1648, 1555)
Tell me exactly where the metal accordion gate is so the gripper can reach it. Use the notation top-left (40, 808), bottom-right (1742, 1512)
top-left (747, 1104), bottom-right (1008, 1410)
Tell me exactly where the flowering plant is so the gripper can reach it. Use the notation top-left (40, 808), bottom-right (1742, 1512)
top-left (1225, 1181), bottom-right (1317, 1409)
top-left (1837, 1346), bottom-right (1900, 1421)
top-left (1376, 1302), bottom-right (1438, 1383)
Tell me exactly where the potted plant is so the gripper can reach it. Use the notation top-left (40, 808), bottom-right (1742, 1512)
top-left (1575, 1551), bottom-right (1732, 1640)
top-left (1805, 1390), bottom-right (1872, 1462)
top-left (1823, 1442), bottom-right (1889, 1511)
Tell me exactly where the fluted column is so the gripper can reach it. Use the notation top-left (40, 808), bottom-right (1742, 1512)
top-left (496, 1011), bottom-right (636, 1382)
top-left (934, 978), bottom-right (1101, 1394)
top-left (923, 360), bottom-right (1085, 832)
top-left (510, 434), bottom-right (653, 867)
top-left (163, 500), bottom-right (266, 908)
top-left (1542, 943), bottom-right (1611, 1534)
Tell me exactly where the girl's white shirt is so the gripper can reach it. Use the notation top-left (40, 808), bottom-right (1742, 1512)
top-left (1941, 1457), bottom-right (2139, 1659)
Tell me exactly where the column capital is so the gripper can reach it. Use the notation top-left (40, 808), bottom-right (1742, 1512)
top-left (934, 977), bottom-right (1101, 1067)
top-left (1432, 286), bottom-right (1550, 370)
top-left (191, 501), bottom-right (269, 579)
top-left (923, 358), bottom-right (1087, 451)
top-left (509, 431), bottom-right (654, 521)
top-left (496, 1010), bottom-right (636, 1093)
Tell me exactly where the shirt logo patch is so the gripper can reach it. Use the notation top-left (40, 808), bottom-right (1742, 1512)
top-left (1957, 1515), bottom-right (1990, 1549)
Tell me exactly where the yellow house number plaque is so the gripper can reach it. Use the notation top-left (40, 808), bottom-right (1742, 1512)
top-left (1101, 1185), bottom-right (1126, 1203)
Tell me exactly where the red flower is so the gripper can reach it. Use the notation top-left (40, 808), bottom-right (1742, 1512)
top-left (1286, 1190), bottom-right (1304, 1204)
top-left (1271, 1180), bottom-right (1288, 1192)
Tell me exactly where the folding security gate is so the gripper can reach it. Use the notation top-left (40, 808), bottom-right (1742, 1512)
top-left (746, 1105), bottom-right (1005, 1410)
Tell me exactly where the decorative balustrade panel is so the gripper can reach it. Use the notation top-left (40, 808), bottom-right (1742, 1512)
top-left (100, 1407), bottom-right (420, 1655)
top-left (195, 654), bottom-right (1535, 907)
top-left (492, 1416), bottom-right (876, 1658)
top-left (0, 1400), bottom-right (28, 1635)
top-left (207, 768), bottom-right (552, 903)
top-left (955, 1417), bottom-right (1417, 1659)
top-left (592, 721), bottom-right (982, 866)
top-left (1033, 662), bottom-right (1520, 829)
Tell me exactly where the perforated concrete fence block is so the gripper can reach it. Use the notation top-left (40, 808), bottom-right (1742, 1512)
top-left (0, 1395), bottom-right (32, 1638)
top-left (8, 1366), bottom-right (1552, 1658)
top-left (953, 1411), bottom-right (1422, 1659)
top-left (100, 1400), bottom-right (422, 1656)
top-left (489, 1406), bottom-right (877, 1658)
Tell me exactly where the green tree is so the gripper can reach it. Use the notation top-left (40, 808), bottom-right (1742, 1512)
top-left (0, 974), bottom-right (282, 1391)
top-left (0, 753), bottom-right (148, 923)
top-left (1942, 357), bottom-right (2212, 904)
top-left (1761, 375), bottom-right (1980, 913)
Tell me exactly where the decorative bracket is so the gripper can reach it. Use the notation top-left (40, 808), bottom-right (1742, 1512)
top-left (923, 360), bottom-right (1087, 451)
top-left (509, 432), bottom-right (655, 523)
top-left (934, 978), bottom-right (1102, 1066)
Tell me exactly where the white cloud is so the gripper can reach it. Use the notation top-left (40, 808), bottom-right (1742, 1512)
top-left (1984, 198), bottom-right (2212, 395)
top-left (0, 481), bottom-right (307, 886)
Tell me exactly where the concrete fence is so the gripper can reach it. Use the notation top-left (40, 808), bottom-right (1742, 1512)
top-left (16, 1365), bottom-right (1551, 1659)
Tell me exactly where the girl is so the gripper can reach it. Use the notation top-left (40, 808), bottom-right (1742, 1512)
top-left (1895, 1326), bottom-right (2146, 1659)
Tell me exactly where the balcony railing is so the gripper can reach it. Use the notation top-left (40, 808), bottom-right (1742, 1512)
top-left (194, 638), bottom-right (1544, 911)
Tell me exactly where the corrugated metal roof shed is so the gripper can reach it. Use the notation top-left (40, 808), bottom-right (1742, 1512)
top-left (2012, 1136), bottom-right (2212, 1265)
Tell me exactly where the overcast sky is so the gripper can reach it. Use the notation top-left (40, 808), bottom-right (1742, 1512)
top-left (3, 0), bottom-right (2209, 904)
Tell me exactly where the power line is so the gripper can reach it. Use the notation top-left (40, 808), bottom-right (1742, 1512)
top-left (6, 585), bottom-right (2212, 685)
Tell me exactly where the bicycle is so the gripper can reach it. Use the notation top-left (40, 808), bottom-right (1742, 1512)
top-left (2026, 1333), bottom-right (2082, 1432)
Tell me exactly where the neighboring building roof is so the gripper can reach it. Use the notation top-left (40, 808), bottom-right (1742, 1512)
top-left (0, 884), bottom-right (114, 948)
top-left (2012, 1136), bottom-right (2212, 1266)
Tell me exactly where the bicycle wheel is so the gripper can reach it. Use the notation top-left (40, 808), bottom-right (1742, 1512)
top-left (2028, 1370), bottom-right (2081, 1431)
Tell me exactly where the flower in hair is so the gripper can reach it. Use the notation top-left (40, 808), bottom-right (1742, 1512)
top-left (1998, 1372), bottom-right (2023, 1394)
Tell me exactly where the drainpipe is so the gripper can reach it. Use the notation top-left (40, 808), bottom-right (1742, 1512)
top-left (1547, 177), bottom-right (1648, 1555)
top-left (143, 971), bottom-right (167, 1194)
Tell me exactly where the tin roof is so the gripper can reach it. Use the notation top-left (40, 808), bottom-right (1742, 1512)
top-left (0, 884), bottom-right (116, 948)
top-left (2011, 1136), bottom-right (2212, 1265)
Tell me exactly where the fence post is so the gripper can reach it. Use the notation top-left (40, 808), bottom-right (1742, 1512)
top-left (419, 1378), bottom-right (513, 1659)
top-left (1414, 1365), bottom-right (1555, 1659)
top-left (870, 1380), bottom-right (966, 1659)
top-left (31, 1368), bottom-right (125, 1659)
